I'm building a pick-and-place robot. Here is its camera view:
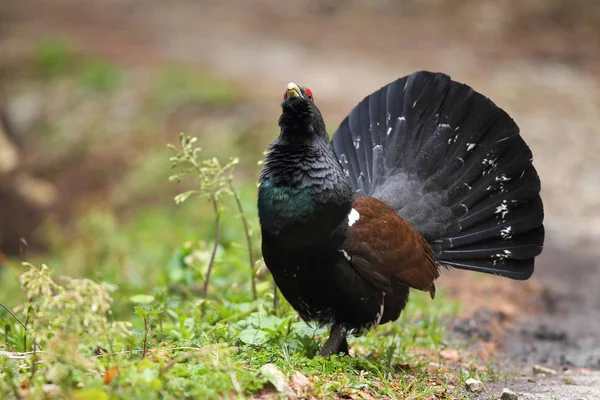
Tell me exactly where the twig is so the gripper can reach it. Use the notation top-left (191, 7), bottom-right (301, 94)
top-left (0, 350), bottom-right (43, 359)
top-left (228, 183), bottom-right (257, 300)
top-left (0, 346), bottom-right (207, 361)
top-left (98, 346), bottom-right (203, 358)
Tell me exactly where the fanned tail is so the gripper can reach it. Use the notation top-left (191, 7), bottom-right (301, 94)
top-left (331, 71), bottom-right (544, 280)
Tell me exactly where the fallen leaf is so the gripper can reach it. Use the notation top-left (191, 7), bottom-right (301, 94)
top-left (104, 367), bottom-right (119, 385)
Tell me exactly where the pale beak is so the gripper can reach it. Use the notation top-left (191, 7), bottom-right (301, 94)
top-left (286, 82), bottom-right (303, 98)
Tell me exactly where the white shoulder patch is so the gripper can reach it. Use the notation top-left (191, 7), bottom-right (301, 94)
top-left (348, 208), bottom-right (360, 227)
top-left (340, 249), bottom-right (351, 261)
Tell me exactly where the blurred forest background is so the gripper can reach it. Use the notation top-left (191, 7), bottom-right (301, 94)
top-left (2, 0), bottom-right (600, 258)
top-left (1, 0), bottom-right (600, 396)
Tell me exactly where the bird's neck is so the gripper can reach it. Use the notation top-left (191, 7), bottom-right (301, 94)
top-left (258, 140), bottom-right (352, 250)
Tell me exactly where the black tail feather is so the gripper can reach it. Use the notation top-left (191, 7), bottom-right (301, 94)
top-left (331, 71), bottom-right (544, 280)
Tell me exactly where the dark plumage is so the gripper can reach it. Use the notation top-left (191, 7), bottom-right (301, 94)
top-left (257, 73), bottom-right (544, 356)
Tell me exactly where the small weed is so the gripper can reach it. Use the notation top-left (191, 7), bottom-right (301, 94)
top-left (79, 59), bottom-right (123, 92)
top-left (169, 133), bottom-right (257, 300)
top-left (35, 37), bottom-right (75, 79)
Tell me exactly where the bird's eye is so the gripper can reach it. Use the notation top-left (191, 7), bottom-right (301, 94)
top-left (305, 88), bottom-right (313, 100)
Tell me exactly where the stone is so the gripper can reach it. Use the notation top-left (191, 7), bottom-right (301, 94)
top-left (465, 378), bottom-right (484, 393)
top-left (500, 388), bottom-right (518, 400)
top-left (259, 364), bottom-right (295, 396)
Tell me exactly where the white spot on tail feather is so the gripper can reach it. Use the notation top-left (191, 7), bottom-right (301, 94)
top-left (348, 208), bottom-right (360, 226)
top-left (466, 143), bottom-right (476, 151)
top-left (500, 226), bottom-right (513, 240)
top-left (397, 116), bottom-right (406, 122)
top-left (495, 201), bottom-right (509, 218)
top-left (492, 252), bottom-right (511, 264)
top-left (387, 127), bottom-right (392, 136)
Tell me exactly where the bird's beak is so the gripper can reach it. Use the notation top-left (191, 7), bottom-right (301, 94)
top-left (286, 82), bottom-right (303, 98)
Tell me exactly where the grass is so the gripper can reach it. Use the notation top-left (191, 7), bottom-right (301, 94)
top-left (0, 36), bottom-right (493, 399)
top-left (0, 258), bottom-right (469, 399)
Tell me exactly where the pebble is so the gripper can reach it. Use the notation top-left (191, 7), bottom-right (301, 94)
top-left (500, 388), bottom-right (518, 400)
top-left (465, 378), bottom-right (484, 393)
top-left (259, 364), bottom-right (295, 396)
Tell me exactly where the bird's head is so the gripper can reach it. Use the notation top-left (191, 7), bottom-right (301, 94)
top-left (278, 82), bottom-right (327, 142)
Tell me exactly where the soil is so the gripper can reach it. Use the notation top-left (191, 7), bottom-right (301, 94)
top-left (2, 1), bottom-right (600, 398)
top-left (446, 234), bottom-right (600, 398)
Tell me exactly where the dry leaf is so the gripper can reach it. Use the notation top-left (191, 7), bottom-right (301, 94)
top-left (104, 366), bottom-right (119, 385)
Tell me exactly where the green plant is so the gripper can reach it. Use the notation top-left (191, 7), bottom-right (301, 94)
top-left (35, 37), bottom-right (74, 78)
top-left (168, 133), bottom-right (257, 300)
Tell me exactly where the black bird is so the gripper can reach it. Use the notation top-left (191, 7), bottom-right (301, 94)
top-left (257, 72), bottom-right (544, 356)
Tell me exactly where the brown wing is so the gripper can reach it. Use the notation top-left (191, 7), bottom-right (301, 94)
top-left (342, 195), bottom-right (440, 298)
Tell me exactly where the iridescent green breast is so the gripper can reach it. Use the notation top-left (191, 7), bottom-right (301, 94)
top-left (258, 181), bottom-right (316, 234)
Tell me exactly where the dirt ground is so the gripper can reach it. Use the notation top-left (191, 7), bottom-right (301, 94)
top-left (2, 1), bottom-right (600, 398)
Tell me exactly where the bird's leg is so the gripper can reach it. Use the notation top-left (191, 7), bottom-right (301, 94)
top-left (318, 323), bottom-right (349, 356)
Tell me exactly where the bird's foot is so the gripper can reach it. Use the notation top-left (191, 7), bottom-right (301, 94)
top-left (318, 324), bottom-right (349, 357)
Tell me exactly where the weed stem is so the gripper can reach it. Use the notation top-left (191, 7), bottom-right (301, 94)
top-left (203, 195), bottom-right (221, 299)
top-left (228, 183), bottom-right (257, 300)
